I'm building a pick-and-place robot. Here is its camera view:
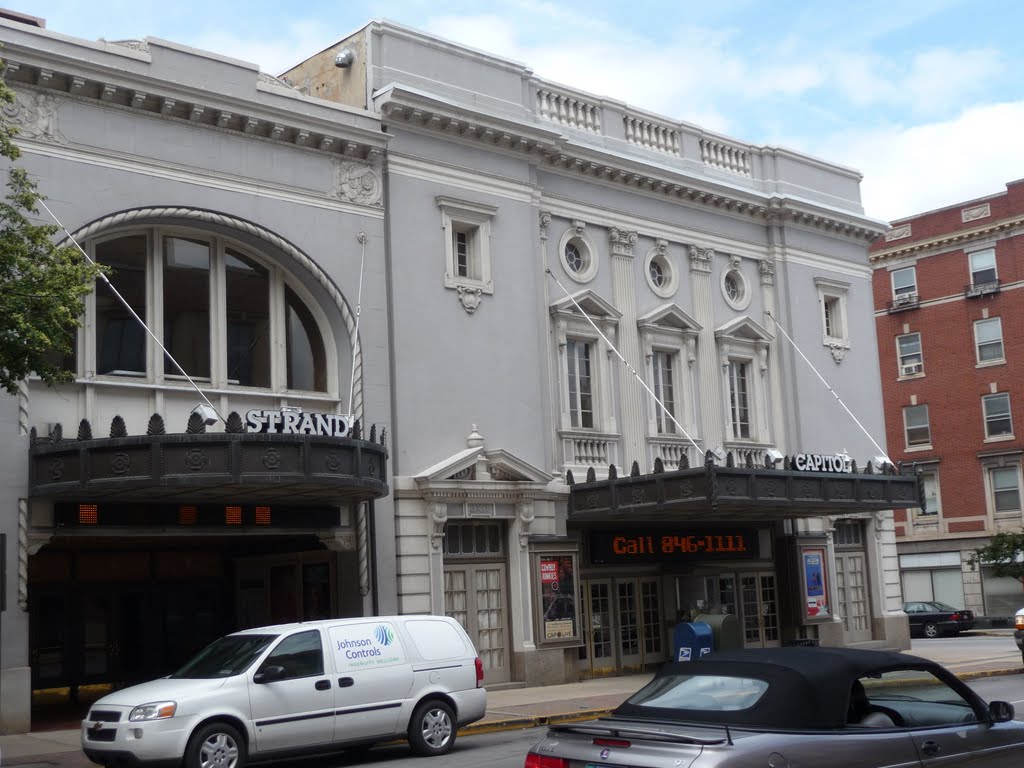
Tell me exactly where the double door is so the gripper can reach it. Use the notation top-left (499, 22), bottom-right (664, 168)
top-left (717, 572), bottom-right (780, 648)
top-left (444, 562), bottom-right (510, 684)
top-left (578, 576), bottom-right (664, 678)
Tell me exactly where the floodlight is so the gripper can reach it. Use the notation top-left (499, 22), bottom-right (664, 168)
top-left (192, 403), bottom-right (219, 426)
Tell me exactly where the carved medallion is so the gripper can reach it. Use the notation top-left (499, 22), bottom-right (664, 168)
top-left (331, 160), bottom-right (382, 206)
top-left (49, 458), bottom-right (65, 482)
top-left (262, 448), bottom-right (281, 470)
top-left (679, 480), bottom-right (693, 496)
top-left (184, 448), bottom-right (208, 471)
top-left (110, 453), bottom-right (131, 475)
top-left (631, 487), bottom-right (646, 504)
top-left (325, 451), bottom-right (342, 472)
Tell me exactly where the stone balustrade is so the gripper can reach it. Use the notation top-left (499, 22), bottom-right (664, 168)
top-left (624, 116), bottom-right (680, 156)
top-left (536, 88), bottom-right (602, 134)
top-left (700, 137), bottom-right (752, 176)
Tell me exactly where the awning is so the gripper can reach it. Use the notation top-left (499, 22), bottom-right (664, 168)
top-left (29, 425), bottom-right (389, 506)
top-left (568, 463), bottom-right (921, 522)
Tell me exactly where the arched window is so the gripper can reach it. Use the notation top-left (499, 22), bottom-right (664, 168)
top-left (89, 228), bottom-right (330, 393)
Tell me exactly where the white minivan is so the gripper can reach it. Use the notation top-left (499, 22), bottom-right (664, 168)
top-left (81, 615), bottom-right (486, 768)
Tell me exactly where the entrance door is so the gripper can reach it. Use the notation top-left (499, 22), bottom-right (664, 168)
top-left (836, 552), bottom-right (872, 643)
top-left (739, 572), bottom-right (780, 648)
top-left (578, 577), bottom-right (664, 678)
top-left (76, 587), bottom-right (152, 687)
top-left (444, 563), bottom-right (510, 684)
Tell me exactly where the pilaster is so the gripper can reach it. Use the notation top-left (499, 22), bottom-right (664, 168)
top-left (689, 245), bottom-right (722, 447)
top-left (609, 228), bottom-right (643, 468)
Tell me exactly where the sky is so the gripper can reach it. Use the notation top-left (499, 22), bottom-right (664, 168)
top-left (21, 0), bottom-right (1024, 222)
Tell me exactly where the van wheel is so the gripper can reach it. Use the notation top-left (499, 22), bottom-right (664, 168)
top-left (408, 700), bottom-right (456, 756)
top-left (185, 722), bottom-right (246, 768)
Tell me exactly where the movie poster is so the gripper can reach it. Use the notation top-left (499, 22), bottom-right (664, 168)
top-left (801, 546), bottom-right (830, 620)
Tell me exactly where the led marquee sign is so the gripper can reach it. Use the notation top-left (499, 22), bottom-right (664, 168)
top-left (590, 527), bottom-right (760, 564)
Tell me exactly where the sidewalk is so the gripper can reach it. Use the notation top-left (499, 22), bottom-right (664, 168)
top-left (2, 634), bottom-right (1020, 767)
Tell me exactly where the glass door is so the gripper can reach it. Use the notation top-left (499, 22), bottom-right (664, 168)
top-left (444, 563), bottom-right (510, 684)
top-left (578, 579), bottom-right (616, 678)
top-left (740, 572), bottom-right (780, 648)
top-left (579, 577), bottom-right (664, 678)
top-left (836, 552), bottom-right (872, 642)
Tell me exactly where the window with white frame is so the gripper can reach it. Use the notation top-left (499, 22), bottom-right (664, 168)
top-left (896, 333), bottom-right (923, 377)
top-left (891, 267), bottom-right (918, 302)
top-left (551, 292), bottom-right (619, 436)
top-left (566, 338), bottom-right (594, 429)
top-left (437, 196), bottom-right (497, 294)
top-left (969, 248), bottom-right (997, 286)
top-left (989, 465), bottom-right (1021, 515)
top-left (974, 318), bottom-right (1004, 364)
top-left (92, 229), bottom-right (329, 392)
top-left (815, 277), bottom-right (849, 346)
top-left (652, 351), bottom-right (677, 434)
top-left (918, 469), bottom-right (940, 517)
top-left (715, 317), bottom-right (772, 445)
top-left (903, 404), bottom-right (931, 447)
top-left (728, 360), bottom-right (751, 439)
top-left (983, 393), bottom-right (1012, 438)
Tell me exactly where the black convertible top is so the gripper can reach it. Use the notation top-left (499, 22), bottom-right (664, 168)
top-left (614, 646), bottom-right (950, 730)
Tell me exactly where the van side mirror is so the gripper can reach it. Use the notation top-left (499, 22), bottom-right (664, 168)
top-left (989, 701), bottom-right (1015, 723)
top-left (254, 665), bottom-right (286, 684)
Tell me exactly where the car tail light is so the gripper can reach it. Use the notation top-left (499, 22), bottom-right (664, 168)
top-left (594, 738), bottom-right (631, 748)
top-left (524, 753), bottom-right (569, 768)
top-left (475, 657), bottom-right (484, 688)
top-left (950, 613), bottom-right (961, 621)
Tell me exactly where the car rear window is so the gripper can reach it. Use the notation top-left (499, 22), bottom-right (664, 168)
top-left (626, 673), bottom-right (769, 712)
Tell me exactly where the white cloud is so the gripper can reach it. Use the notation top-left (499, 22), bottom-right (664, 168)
top-left (818, 101), bottom-right (1024, 221)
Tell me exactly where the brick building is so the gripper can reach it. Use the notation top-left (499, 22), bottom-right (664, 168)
top-left (870, 180), bottom-right (1024, 620)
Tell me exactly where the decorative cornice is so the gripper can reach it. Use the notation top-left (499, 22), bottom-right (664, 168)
top-left (1, 59), bottom-right (386, 162)
top-left (373, 85), bottom-right (885, 243)
top-left (870, 214), bottom-right (1024, 263)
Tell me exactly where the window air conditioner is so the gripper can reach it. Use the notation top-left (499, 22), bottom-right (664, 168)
top-left (900, 362), bottom-right (923, 377)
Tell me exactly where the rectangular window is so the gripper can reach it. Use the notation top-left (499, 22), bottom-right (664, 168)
top-left (823, 297), bottom-right (839, 338)
top-left (455, 229), bottom-right (473, 278)
top-left (444, 521), bottom-right (503, 555)
top-left (225, 249), bottom-right (270, 387)
top-left (914, 470), bottom-right (940, 517)
top-left (904, 404), bottom-right (931, 447)
top-left (96, 235), bottom-right (148, 376)
top-left (728, 361), bottom-right (751, 439)
top-left (567, 339), bottom-right (594, 429)
top-left (896, 333), bottom-right (923, 376)
top-left (891, 266), bottom-right (918, 299)
top-left (163, 236), bottom-right (211, 379)
top-left (974, 318), bottom-right (1004, 364)
top-left (991, 467), bottom-right (1021, 513)
top-left (653, 351), bottom-right (676, 434)
top-left (969, 248), bottom-right (997, 286)
top-left (983, 393), bottom-right (1012, 438)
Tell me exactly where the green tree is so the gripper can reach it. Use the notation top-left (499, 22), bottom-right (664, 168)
top-left (1, 66), bottom-right (105, 394)
top-left (970, 531), bottom-right (1024, 585)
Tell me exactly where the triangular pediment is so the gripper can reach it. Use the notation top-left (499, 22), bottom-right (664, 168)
top-left (414, 447), bottom-right (554, 483)
top-left (638, 303), bottom-right (702, 334)
top-left (715, 315), bottom-right (772, 342)
top-left (550, 289), bottom-right (621, 320)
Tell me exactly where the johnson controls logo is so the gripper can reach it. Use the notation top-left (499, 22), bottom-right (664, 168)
top-left (375, 625), bottom-right (395, 646)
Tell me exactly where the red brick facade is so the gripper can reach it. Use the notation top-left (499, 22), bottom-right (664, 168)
top-left (870, 180), bottom-right (1024, 614)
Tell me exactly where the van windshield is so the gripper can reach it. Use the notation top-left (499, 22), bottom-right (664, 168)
top-left (171, 634), bottom-right (277, 679)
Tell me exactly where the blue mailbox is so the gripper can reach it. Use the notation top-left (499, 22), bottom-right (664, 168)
top-left (673, 621), bottom-right (713, 661)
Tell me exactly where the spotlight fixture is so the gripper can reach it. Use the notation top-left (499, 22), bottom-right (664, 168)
top-left (192, 403), bottom-right (219, 426)
top-left (766, 448), bottom-right (784, 463)
top-left (334, 48), bottom-right (355, 68)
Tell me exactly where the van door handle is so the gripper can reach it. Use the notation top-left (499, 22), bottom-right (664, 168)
top-left (338, 677), bottom-right (354, 688)
top-left (920, 740), bottom-right (941, 756)
top-left (315, 679), bottom-right (331, 691)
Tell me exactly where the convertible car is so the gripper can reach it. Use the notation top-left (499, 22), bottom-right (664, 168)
top-left (524, 647), bottom-right (1023, 768)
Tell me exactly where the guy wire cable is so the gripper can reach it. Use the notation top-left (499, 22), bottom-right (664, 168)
top-left (766, 308), bottom-right (891, 465)
top-left (38, 199), bottom-right (225, 424)
top-left (545, 268), bottom-right (702, 457)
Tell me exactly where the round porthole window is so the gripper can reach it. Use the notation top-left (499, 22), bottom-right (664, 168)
top-left (721, 262), bottom-right (751, 310)
top-left (558, 228), bottom-right (598, 283)
top-left (644, 245), bottom-right (677, 298)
